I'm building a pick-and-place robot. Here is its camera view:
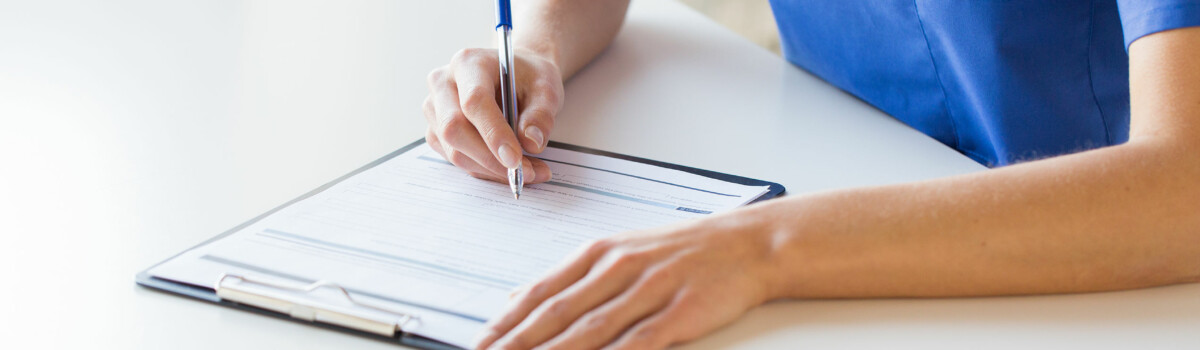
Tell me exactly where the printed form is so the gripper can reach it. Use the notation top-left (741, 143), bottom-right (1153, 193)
top-left (149, 143), bottom-right (772, 348)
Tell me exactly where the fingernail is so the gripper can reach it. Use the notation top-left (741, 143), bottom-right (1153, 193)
top-left (498, 144), bottom-right (520, 169)
top-left (525, 126), bottom-right (545, 151)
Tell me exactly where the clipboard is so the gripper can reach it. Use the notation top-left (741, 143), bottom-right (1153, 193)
top-left (136, 138), bottom-right (785, 349)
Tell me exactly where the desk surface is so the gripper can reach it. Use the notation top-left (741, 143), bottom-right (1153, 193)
top-left (1, 0), bottom-right (1196, 349)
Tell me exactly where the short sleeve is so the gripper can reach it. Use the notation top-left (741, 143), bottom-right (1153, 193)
top-left (1117, 0), bottom-right (1200, 49)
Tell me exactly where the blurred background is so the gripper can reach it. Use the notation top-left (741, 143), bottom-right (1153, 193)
top-left (680, 0), bottom-right (780, 54)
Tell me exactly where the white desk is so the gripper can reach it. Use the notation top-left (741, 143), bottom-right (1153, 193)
top-left (1, 0), bottom-right (1196, 349)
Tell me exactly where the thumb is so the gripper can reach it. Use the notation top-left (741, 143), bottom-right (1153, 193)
top-left (518, 82), bottom-right (561, 154)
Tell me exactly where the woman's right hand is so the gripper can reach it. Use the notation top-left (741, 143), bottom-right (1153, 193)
top-left (422, 47), bottom-right (565, 184)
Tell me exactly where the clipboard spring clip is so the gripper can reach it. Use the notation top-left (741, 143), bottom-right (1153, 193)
top-left (215, 274), bottom-right (420, 337)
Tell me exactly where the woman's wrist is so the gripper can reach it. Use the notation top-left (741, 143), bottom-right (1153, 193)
top-left (707, 199), bottom-right (818, 303)
top-left (742, 194), bottom-right (845, 301)
top-left (753, 202), bottom-right (803, 302)
top-left (516, 41), bottom-right (565, 78)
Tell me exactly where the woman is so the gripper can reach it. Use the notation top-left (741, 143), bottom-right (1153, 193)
top-left (419, 1), bottom-right (1200, 349)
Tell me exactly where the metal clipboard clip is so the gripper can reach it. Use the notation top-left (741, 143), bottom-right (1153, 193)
top-left (214, 273), bottom-right (421, 337)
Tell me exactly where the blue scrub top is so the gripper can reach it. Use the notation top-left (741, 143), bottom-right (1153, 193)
top-left (769, 0), bottom-right (1200, 166)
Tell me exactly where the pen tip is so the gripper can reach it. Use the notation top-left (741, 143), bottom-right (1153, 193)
top-left (508, 167), bottom-right (523, 200)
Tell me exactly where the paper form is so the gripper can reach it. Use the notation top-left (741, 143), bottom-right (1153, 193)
top-left (148, 143), bottom-right (771, 348)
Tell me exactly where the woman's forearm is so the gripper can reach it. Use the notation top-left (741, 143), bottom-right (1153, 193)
top-left (514, 0), bottom-right (631, 79)
top-left (757, 138), bottom-right (1200, 300)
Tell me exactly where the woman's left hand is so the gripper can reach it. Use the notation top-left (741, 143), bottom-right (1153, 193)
top-left (473, 209), bottom-right (782, 350)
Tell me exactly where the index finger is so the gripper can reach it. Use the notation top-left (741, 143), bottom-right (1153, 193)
top-left (452, 53), bottom-right (524, 170)
top-left (473, 240), bottom-right (612, 349)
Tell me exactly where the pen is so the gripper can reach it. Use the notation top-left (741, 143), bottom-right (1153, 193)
top-left (496, 0), bottom-right (522, 199)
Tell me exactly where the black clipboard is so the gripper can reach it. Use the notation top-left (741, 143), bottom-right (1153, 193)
top-left (136, 138), bottom-right (786, 350)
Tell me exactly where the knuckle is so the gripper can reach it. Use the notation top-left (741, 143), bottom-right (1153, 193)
top-left (441, 110), bottom-right (469, 127)
top-left (583, 240), bottom-right (612, 256)
top-left (535, 91), bottom-right (563, 111)
top-left (437, 113), bottom-right (470, 140)
top-left (526, 281), bottom-right (551, 299)
top-left (460, 86), bottom-right (494, 110)
top-left (524, 106), bottom-right (555, 123)
top-left (452, 48), bottom-right (488, 65)
top-left (610, 250), bottom-right (646, 269)
top-left (543, 299), bottom-right (572, 320)
top-left (450, 48), bottom-right (472, 63)
top-left (422, 97), bottom-right (434, 114)
top-left (636, 278), bottom-right (666, 296)
top-left (645, 266), bottom-right (675, 283)
top-left (533, 59), bottom-right (557, 74)
top-left (445, 150), bottom-right (472, 167)
top-left (531, 79), bottom-right (559, 97)
top-left (426, 67), bottom-right (447, 85)
top-left (583, 314), bottom-right (610, 331)
top-left (674, 291), bottom-right (702, 309)
top-left (633, 275), bottom-right (668, 294)
top-left (478, 123), bottom-right (508, 145)
top-left (632, 325), bottom-right (660, 343)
